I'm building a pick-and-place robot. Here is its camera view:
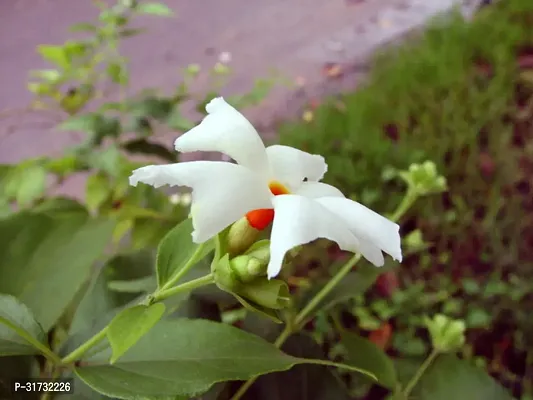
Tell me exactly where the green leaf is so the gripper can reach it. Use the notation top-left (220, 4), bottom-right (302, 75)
top-left (107, 304), bottom-right (166, 364)
top-left (69, 22), bottom-right (97, 33)
top-left (244, 333), bottom-right (351, 400)
top-left (341, 331), bottom-right (398, 390)
top-left (75, 319), bottom-right (375, 399)
top-left (37, 45), bottom-right (70, 69)
top-left (108, 276), bottom-right (156, 294)
top-left (136, 2), bottom-right (174, 16)
top-left (107, 62), bottom-right (128, 85)
top-left (413, 355), bottom-right (513, 400)
top-left (0, 210), bottom-right (115, 331)
top-left (156, 218), bottom-right (214, 288)
top-left (166, 110), bottom-right (195, 131)
top-left (5, 163), bottom-right (47, 207)
top-left (0, 294), bottom-right (47, 356)
top-left (122, 138), bottom-right (177, 162)
top-left (86, 174), bottom-right (110, 212)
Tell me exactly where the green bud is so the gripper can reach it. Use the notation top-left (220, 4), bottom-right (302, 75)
top-left (230, 256), bottom-right (266, 283)
top-left (185, 64), bottom-right (201, 77)
top-left (235, 278), bottom-right (290, 310)
top-left (227, 217), bottom-right (260, 256)
top-left (212, 254), bottom-right (241, 292)
top-left (424, 314), bottom-right (466, 353)
top-left (400, 160), bottom-right (448, 196)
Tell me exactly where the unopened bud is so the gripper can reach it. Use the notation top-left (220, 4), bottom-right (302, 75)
top-left (424, 314), bottom-right (466, 353)
top-left (227, 217), bottom-right (260, 256)
top-left (230, 256), bottom-right (266, 283)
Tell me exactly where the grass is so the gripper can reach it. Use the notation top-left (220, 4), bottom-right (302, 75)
top-left (278, 0), bottom-right (533, 397)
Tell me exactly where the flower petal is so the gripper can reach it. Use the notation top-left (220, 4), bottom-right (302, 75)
top-left (174, 97), bottom-right (269, 173)
top-left (130, 161), bottom-right (272, 242)
top-left (266, 145), bottom-right (328, 189)
top-left (294, 181), bottom-right (345, 198)
top-left (267, 195), bottom-right (359, 278)
top-left (315, 197), bottom-right (402, 264)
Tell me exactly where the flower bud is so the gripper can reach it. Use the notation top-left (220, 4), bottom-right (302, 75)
top-left (230, 256), bottom-right (266, 283)
top-left (212, 254), bottom-right (240, 292)
top-left (226, 217), bottom-right (260, 256)
top-left (424, 314), bottom-right (466, 353)
top-left (235, 278), bottom-right (290, 310)
top-left (399, 160), bottom-right (448, 196)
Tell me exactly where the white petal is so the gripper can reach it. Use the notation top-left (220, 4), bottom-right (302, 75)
top-left (266, 145), bottom-right (328, 189)
top-left (174, 97), bottom-right (269, 173)
top-left (356, 239), bottom-right (385, 267)
top-left (315, 197), bottom-right (402, 264)
top-left (267, 195), bottom-right (359, 279)
top-left (130, 161), bottom-right (272, 242)
top-left (294, 181), bottom-right (345, 198)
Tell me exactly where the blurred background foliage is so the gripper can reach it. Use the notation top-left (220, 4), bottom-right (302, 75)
top-left (0, 0), bottom-right (532, 398)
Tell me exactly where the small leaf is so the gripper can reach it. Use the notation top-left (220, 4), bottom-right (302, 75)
top-left (166, 110), bottom-right (195, 131)
top-left (122, 138), bottom-right (177, 162)
top-left (136, 2), bottom-right (174, 16)
top-left (107, 304), bottom-right (166, 364)
top-left (341, 331), bottom-right (398, 390)
top-left (4, 163), bottom-right (47, 206)
top-left (108, 276), bottom-right (156, 294)
top-left (37, 45), bottom-right (70, 69)
top-left (107, 62), bottom-right (128, 85)
top-left (86, 174), bottom-right (110, 212)
top-left (0, 294), bottom-right (47, 356)
top-left (156, 219), bottom-right (215, 288)
top-left (76, 319), bottom-right (374, 399)
top-left (413, 355), bottom-right (513, 400)
top-left (69, 22), bottom-right (97, 33)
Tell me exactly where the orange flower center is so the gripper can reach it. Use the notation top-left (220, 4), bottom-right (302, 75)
top-left (245, 181), bottom-right (289, 230)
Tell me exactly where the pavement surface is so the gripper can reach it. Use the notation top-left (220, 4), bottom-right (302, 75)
top-left (0, 0), bottom-right (481, 196)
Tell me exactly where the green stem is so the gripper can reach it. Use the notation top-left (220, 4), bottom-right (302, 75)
top-left (152, 274), bottom-right (214, 303)
top-left (389, 190), bottom-right (417, 222)
top-left (295, 253), bottom-right (362, 328)
top-left (402, 348), bottom-right (439, 398)
top-left (160, 242), bottom-right (208, 291)
top-left (61, 326), bottom-right (108, 365)
top-left (230, 191), bottom-right (418, 400)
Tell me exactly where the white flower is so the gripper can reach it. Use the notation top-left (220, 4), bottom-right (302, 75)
top-left (130, 97), bottom-right (402, 278)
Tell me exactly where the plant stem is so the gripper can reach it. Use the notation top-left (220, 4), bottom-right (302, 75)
top-left (389, 190), bottom-right (417, 222)
top-left (402, 348), bottom-right (439, 398)
top-left (160, 242), bottom-right (208, 291)
top-left (295, 253), bottom-right (362, 327)
top-left (61, 326), bottom-right (108, 365)
top-left (152, 274), bottom-right (214, 303)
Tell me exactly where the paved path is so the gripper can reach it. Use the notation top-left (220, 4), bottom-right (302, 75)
top-left (0, 0), bottom-right (479, 195)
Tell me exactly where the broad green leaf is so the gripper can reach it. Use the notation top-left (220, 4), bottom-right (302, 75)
top-left (0, 294), bottom-right (47, 356)
top-left (122, 138), bottom-right (177, 162)
top-left (244, 333), bottom-right (351, 400)
top-left (86, 174), bottom-right (110, 212)
top-left (76, 319), bottom-right (375, 399)
top-left (58, 113), bottom-right (103, 133)
top-left (412, 355), bottom-right (513, 400)
top-left (156, 218), bottom-right (214, 288)
top-left (107, 304), bottom-right (166, 364)
top-left (136, 2), bottom-right (174, 16)
top-left (341, 331), bottom-right (397, 390)
top-left (0, 210), bottom-right (115, 331)
top-left (37, 45), bottom-right (70, 68)
top-left (108, 276), bottom-right (156, 293)
top-left (32, 197), bottom-right (87, 216)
